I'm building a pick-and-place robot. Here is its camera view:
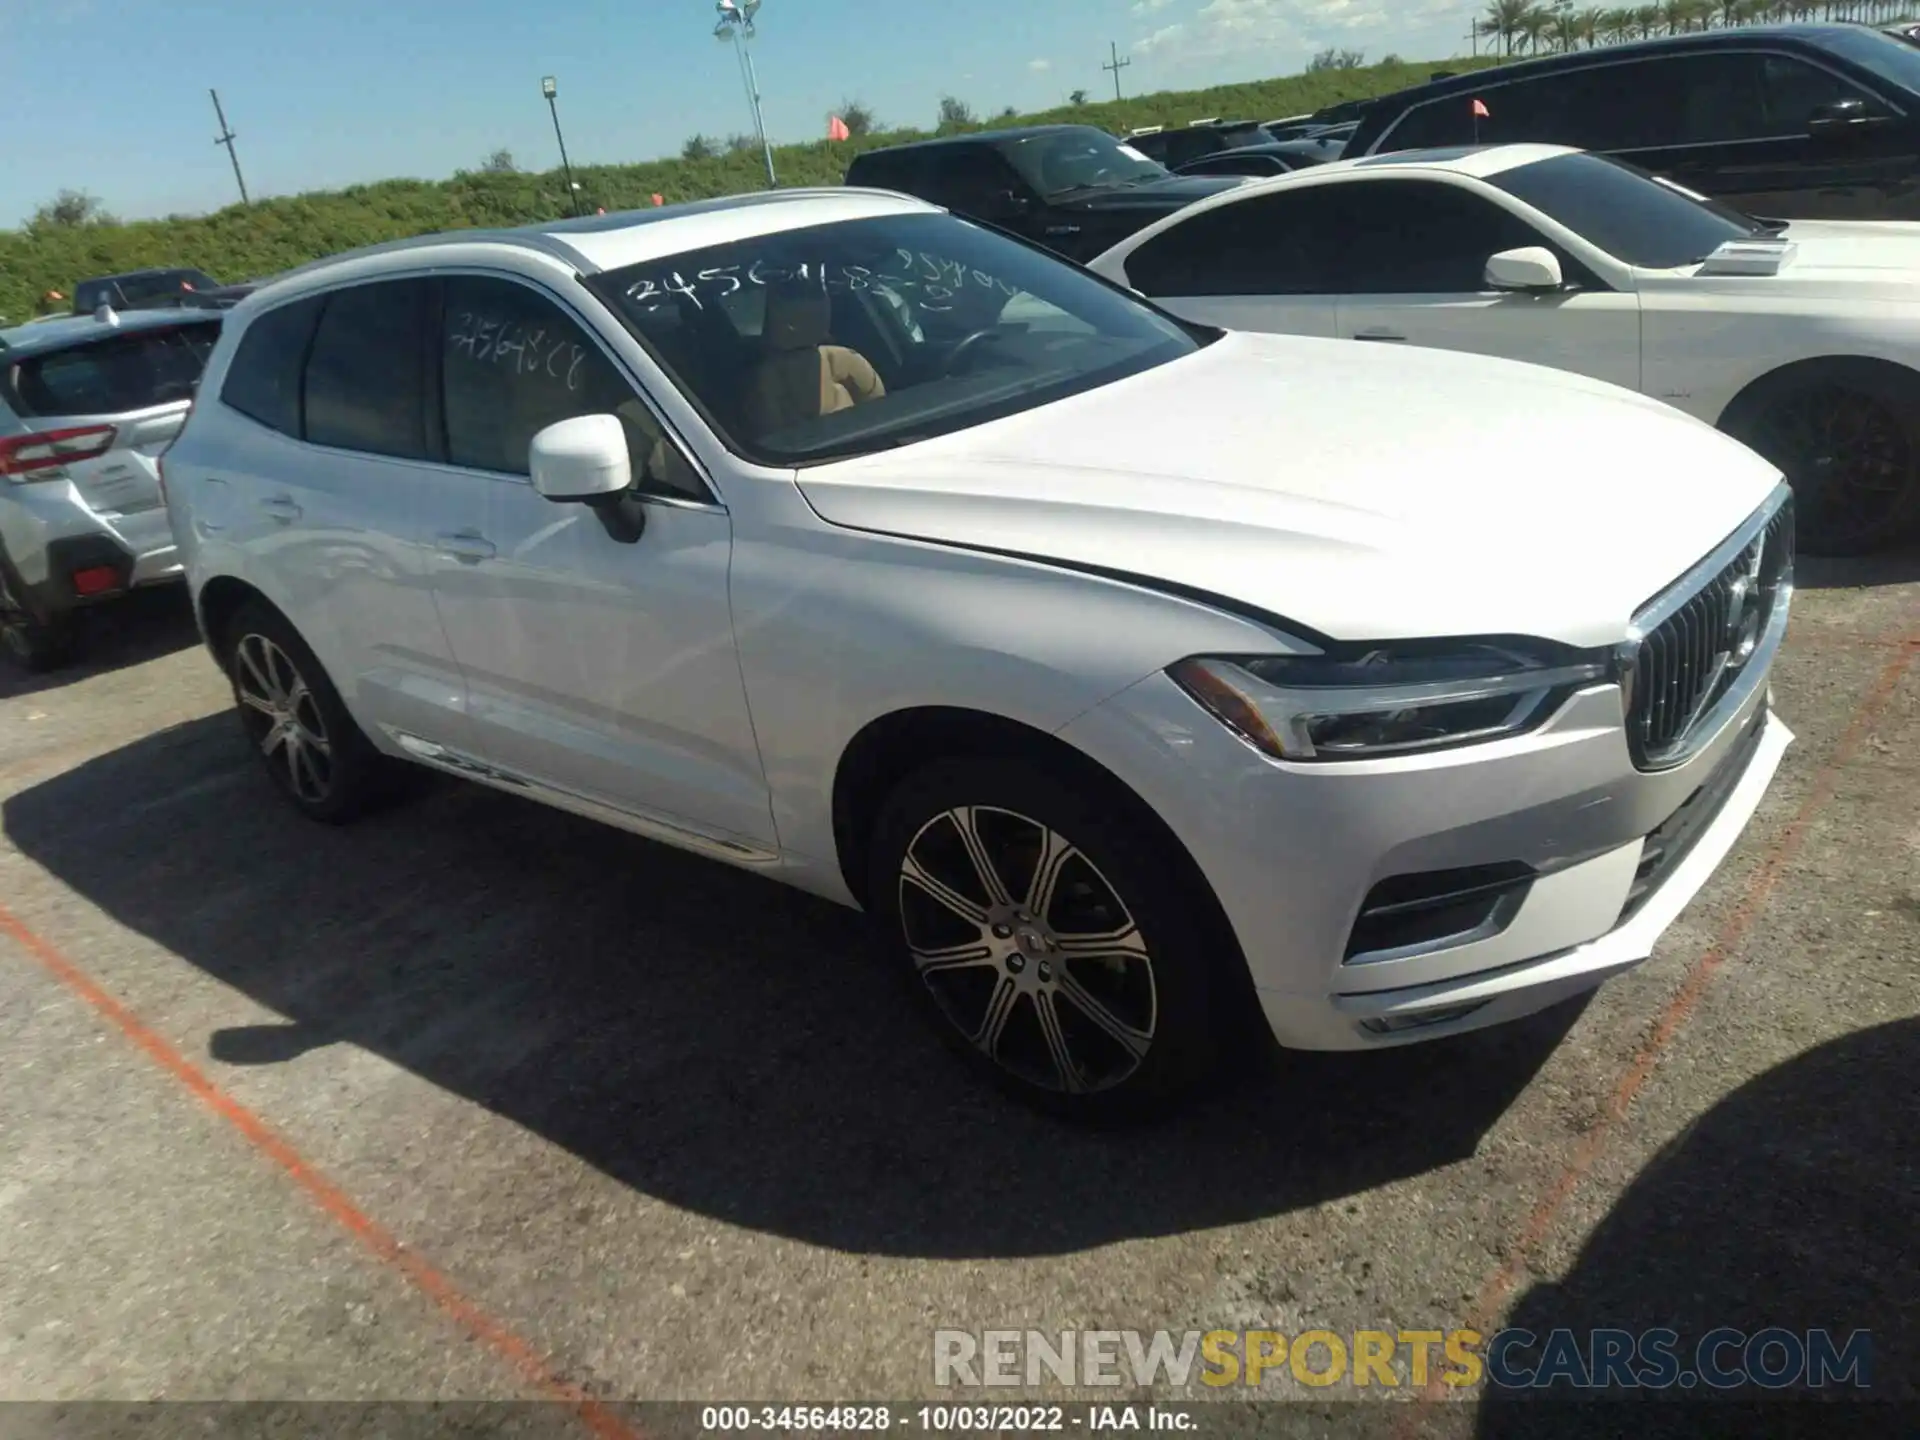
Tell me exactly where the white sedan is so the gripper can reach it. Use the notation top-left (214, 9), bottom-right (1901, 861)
top-left (1090, 143), bottom-right (1920, 555)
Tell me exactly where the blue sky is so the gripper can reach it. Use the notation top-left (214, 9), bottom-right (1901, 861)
top-left (1, 0), bottom-right (1476, 228)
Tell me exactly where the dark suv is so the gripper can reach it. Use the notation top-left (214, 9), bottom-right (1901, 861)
top-left (1345, 24), bottom-right (1920, 219)
top-left (844, 126), bottom-right (1242, 261)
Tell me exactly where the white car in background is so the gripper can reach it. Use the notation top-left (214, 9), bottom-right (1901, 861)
top-left (1090, 143), bottom-right (1920, 555)
top-left (163, 190), bottom-right (1792, 1118)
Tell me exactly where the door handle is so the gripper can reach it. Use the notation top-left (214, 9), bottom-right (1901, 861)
top-left (436, 530), bottom-right (497, 563)
top-left (1353, 329), bottom-right (1407, 343)
top-left (258, 495), bottom-right (303, 522)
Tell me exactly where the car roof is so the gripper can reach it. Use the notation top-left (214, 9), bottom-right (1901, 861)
top-left (242, 187), bottom-right (943, 304)
top-left (1354, 24), bottom-right (1879, 116)
top-left (79, 266), bottom-right (209, 284)
top-left (849, 124), bottom-right (1111, 156)
top-left (0, 307), bottom-right (220, 360)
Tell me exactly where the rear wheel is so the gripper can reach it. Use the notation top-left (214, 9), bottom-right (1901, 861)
top-left (868, 757), bottom-right (1225, 1120)
top-left (223, 600), bottom-right (401, 823)
top-left (1, 608), bottom-right (77, 673)
top-left (0, 559), bottom-right (76, 674)
top-left (1722, 361), bottom-right (1920, 555)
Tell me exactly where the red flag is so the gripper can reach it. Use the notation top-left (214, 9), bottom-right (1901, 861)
top-left (1471, 97), bottom-right (1490, 118)
top-left (595, 206), bottom-right (607, 215)
top-left (651, 192), bottom-right (665, 206)
top-left (827, 114), bottom-right (851, 142)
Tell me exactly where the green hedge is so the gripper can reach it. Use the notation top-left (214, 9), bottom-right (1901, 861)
top-left (0, 54), bottom-right (1500, 323)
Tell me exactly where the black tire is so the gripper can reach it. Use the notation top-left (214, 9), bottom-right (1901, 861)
top-left (222, 598), bottom-right (402, 823)
top-left (867, 757), bottom-right (1227, 1121)
top-left (1, 607), bottom-right (77, 674)
top-left (1721, 360), bottom-right (1920, 556)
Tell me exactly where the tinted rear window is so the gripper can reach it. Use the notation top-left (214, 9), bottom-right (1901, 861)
top-left (302, 280), bottom-right (430, 459)
top-left (221, 295), bottom-right (324, 437)
top-left (6, 323), bottom-right (219, 418)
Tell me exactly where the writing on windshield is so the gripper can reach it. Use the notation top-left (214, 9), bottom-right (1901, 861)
top-left (623, 250), bottom-right (1022, 316)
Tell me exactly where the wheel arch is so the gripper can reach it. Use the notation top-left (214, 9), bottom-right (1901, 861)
top-left (1714, 352), bottom-right (1920, 431)
top-left (830, 703), bottom-right (1266, 1053)
top-left (195, 574), bottom-right (279, 664)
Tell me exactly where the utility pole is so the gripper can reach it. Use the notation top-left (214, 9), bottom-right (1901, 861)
top-left (1102, 40), bottom-right (1131, 101)
top-left (209, 89), bottom-right (249, 206)
top-left (541, 76), bottom-right (582, 217)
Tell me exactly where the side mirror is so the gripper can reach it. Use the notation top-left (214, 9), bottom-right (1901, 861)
top-left (1484, 246), bottom-right (1564, 292)
top-left (1808, 97), bottom-right (1876, 135)
top-left (529, 413), bottom-right (645, 543)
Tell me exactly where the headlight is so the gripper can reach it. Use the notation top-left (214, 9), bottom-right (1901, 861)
top-left (1168, 642), bottom-right (1610, 762)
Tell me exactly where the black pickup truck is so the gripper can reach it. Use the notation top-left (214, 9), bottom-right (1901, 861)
top-left (844, 125), bottom-right (1243, 262)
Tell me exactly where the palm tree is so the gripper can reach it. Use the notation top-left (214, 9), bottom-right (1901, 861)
top-left (1634, 3), bottom-right (1663, 35)
top-left (1600, 6), bottom-right (1636, 41)
top-left (1516, 5), bottom-right (1554, 51)
top-left (1661, 0), bottom-right (1690, 28)
top-left (1551, 7), bottom-right (1581, 49)
top-left (1483, 0), bottom-right (1534, 54)
top-left (1576, 6), bottom-right (1607, 44)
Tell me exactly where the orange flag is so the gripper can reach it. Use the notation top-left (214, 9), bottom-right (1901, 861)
top-left (1471, 97), bottom-right (1490, 118)
top-left (651, 192), bottom-right (665, 206)
top-left (827, 114), bottom-right (851, 141)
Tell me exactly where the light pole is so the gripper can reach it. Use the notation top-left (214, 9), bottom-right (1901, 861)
top-left (541, 75), bottom-right (582, 217)
top-left (713, 0), bottom-right (776, 189)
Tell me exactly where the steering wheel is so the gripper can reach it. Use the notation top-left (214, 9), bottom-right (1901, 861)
top-left (943, 327), bottom-right (1004, 376)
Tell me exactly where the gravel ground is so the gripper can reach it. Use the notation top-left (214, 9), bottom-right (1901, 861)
top-left (0, 553), bottom-right (1914, 1437)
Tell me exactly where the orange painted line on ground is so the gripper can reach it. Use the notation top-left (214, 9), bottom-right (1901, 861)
top-left (0, 901), bottom-right (640, 1440)
top-left (1397, 632), bottom-right (1918, 1431)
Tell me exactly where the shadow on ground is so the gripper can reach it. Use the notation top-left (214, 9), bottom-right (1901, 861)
top-left (0, 586), bottom-right (199, 700)
top-left (1793, 540), bottom-right (1920, 591)
top-left (3, 712), bottom-right (1584, 1260)
top-left (1473, 1017), bottom-right (1916, 1435)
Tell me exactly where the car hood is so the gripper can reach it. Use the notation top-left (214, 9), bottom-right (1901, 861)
top-left (795, 334), bottom-right (1784, 650)
top-left (1683, 218), bottom-right (1920, 300)
top-left (1053, 173), bottom-right (1247, 213)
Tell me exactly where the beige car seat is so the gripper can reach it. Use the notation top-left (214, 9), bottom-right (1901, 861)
top-left (742, 282), bottom-right (885, 438)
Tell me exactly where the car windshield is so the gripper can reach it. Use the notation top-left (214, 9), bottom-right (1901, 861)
top-left (1815, 23), bottom-right (1920, 91)
top-left (594, 211), bottom-right (1205, 465)
top-left (1488, 151), bottom-right (1766, 268)
top-left (996, 130), bottom-right (1167, 198)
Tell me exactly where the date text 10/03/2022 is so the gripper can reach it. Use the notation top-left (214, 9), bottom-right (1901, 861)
top-left (700, 1406), bottom-right (1194, 1432)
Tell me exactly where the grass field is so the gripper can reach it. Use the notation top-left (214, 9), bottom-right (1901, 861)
top-left (0, 53), bottom-right (1503, 323)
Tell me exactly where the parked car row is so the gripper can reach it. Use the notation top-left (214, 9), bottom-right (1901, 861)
top-left (19, 27), bottom-right (1910, 1121)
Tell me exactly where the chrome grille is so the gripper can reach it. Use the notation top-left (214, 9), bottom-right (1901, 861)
top-left (1625, 490), bottom-right (1793, 771)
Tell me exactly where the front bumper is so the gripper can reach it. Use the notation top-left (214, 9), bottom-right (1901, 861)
top-left (1059, 657), bottom-right (1789, 1053)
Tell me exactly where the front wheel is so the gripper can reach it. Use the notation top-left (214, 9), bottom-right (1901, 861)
top-left (1722, 361), bottom-right (1920, 555)
top-left (868, 758), bottom-right (1225, 1119)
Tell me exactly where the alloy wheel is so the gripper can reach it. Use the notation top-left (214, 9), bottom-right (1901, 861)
top-left (1755, 384), bottom-right (1910, 543)
top-left (233, 632), bottom-right (334, 804)
top-left (897, 805), bottom-right (1157, 1094)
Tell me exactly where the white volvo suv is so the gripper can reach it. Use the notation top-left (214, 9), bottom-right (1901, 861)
top-left (163, 190), bottom-right (1794, 1118)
